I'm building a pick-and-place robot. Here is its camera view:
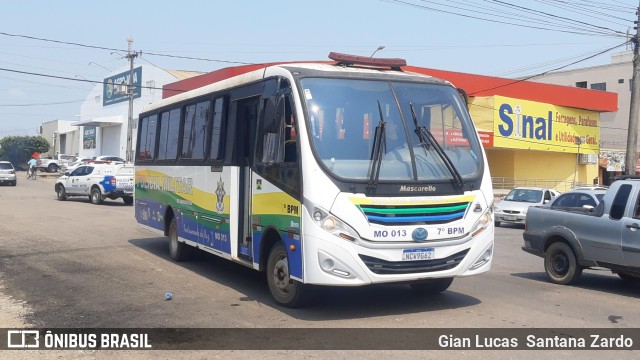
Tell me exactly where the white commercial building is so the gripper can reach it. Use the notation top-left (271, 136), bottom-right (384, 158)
top-left (53, 64), bottom-right (201, 160)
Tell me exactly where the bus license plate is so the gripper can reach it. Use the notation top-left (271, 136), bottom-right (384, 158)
top-left (402, 248), bottom-right (434, 261)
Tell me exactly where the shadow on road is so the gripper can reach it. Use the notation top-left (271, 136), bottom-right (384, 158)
top-left (511, 271), bottom-right (640, 298)
top-left (57, 197), bottom-right (131, 206)
top-left (129, 237), bottom-right (482, 320)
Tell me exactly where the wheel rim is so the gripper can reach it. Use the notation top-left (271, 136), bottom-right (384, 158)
top-left (551, 251), bottom-right (569, 276)
top-left (272, 254), bottom-right (291, 295)
top-left (92, 191), bottom-right (99, 202)
top-left (57, 189), bottom-right (63, 199)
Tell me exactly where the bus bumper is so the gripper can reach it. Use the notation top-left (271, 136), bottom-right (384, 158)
top-left (301, 226), bottom-right (494, 286)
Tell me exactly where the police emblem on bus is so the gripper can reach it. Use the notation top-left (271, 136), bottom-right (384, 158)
top-left (215, 177), bottom-right (225, 214)
top-left (412, 228), bottom-right (428, 241)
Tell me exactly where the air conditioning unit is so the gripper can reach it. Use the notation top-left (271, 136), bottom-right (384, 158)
top-left (579, 153), bottom-right (597, 164)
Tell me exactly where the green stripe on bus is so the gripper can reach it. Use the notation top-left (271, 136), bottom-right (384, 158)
top-left (359, 204), bottom-right (468, 215)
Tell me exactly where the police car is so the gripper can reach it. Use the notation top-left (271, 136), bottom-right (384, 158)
top-left (54, 163), bottom-right (134, 205)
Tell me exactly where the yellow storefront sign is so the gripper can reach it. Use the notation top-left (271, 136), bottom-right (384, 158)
top-left (491, 96), bottom-right (599, 154)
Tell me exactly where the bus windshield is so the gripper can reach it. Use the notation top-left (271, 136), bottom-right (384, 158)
top-left (301, 78), bottom-right (482, 182)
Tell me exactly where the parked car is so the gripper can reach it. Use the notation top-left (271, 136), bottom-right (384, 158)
top-left (63, 157), bottom-right (93, 173)
top-left (88, 156), bottom-right (125, 164)
top-left (0, 161), bottom-right (17, 186)
top-left (54, 163), bottom-right (134, 205)
top-left (494, 187), bottom-right (560, 227)
top-left (571, 186), bottom-right (608, 191)
top-left (523, 180), bottom-right (640, 285)
top-left (547, 189), bottom-right (606, 210)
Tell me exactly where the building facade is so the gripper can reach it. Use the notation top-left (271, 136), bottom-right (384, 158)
top-left (50, 64), bottom-right (201, 160)
top-left (532, 51), bottom-right (635, 184)
top-left (39, 119), bottom-right (78, 157)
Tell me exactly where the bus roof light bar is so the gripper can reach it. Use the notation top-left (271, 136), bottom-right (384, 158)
top-left (328, 52), bottom-right (407, 70)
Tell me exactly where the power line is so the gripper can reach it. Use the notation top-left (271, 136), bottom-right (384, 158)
top-left (468, 41), bottom-right (628, 95)
top-left (410, 0), bottom-right (621, 35)
top-left (382, 0), bottom-right (627, 37)
top-left (532, 0), bottom-right (633, 23)
top-left (484, 0), bottom-right (629, 35)
top-left (0, 66), bottom-right (186, 93)
top-left (0, 99), bottom-right (86, 107)
top-left (0, 31), bottom-right (254, 65)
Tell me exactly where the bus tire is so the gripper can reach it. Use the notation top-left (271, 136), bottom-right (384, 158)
top-left (266, 242), bottom-right (310, 308)
top-left (544, 242), bottom-right (582, 285)
top-left (410, 278), bottom-right (453, 295)
top-left (168, 217), bottom-right (192, 262)
top-left (90, 187), bottom-right (103, 205)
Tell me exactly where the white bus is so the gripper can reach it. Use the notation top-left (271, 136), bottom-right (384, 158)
top-left (134, 53), bottom-right (494, 307)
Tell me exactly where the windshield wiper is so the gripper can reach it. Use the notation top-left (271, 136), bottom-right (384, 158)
top-left (367, 100), bottom-right (387, 194)
top-left (409, 102), bottom-right (464, 188)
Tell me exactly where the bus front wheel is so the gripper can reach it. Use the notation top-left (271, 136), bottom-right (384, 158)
top-left (266, 243), bottom-right (310, 308)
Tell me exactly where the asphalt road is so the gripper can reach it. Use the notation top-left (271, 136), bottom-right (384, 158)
top-left (0, 176), bottom-right (638, 359)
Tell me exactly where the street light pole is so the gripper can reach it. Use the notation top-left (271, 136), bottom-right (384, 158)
top-left (370, 46), bottom-right (385, 57)
top-left (88, 62), bottom-right (112, 73)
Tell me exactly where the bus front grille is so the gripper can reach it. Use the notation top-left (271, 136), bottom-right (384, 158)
top-left (358, 249), bottom-right (469, 275)
top-left (358, 202), bottom-right (469, 226)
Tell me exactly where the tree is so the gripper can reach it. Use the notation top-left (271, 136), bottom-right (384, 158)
top-left (0, 136), bottom-right (50, 169)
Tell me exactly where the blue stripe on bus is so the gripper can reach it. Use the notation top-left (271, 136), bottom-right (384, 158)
top-left (282, 230), bottom-right (303, 279)
top-left (366, 211), bottom-right (465, 223)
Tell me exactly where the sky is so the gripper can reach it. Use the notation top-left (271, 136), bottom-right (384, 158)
top-left (0, 0), bottom-right (636, 137)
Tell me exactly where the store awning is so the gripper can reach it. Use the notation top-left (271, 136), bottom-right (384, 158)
top-left (73, 116), bottom-right (123, 127)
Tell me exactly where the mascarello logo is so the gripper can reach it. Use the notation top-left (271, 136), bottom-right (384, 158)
top-left (412, 227), bottom-right (428, 241)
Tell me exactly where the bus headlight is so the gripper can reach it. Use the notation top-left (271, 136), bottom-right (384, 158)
top-left (470, 206), bottom-right (492, 238)
top-left (311, 205), bottom-right (359, 242)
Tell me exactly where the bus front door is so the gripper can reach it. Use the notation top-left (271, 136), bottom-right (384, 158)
top-left (234, 96), bottom-right (260, 262)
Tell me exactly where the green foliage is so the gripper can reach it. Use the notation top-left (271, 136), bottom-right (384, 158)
top-left (0, 136), bottom-right (50, 168)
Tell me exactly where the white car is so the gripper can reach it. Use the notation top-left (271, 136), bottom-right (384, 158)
top-left (63, 157), bottom-right (93, 173)
top-left (0, 161), bottom-right (17, 186)
top-left (494, 187), bottom-right (560, 227)
top-left (88, 156), bottom-right (125, 164)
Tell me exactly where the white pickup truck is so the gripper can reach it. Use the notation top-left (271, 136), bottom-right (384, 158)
top-left (54, 163), bottom-right (134, 205)
top-left (39, 154), bottom-right (75, 173)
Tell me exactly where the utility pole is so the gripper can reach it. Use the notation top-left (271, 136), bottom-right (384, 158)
top-left (625, 5), bottom-right (640, 175)
top-left (126, 37), bottom-right (141, 163)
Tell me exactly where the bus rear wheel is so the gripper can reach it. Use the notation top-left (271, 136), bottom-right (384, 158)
top-left (266, 243), bottom-right (310, 308)
top-left (168, 217), bottom-right (193, 261)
